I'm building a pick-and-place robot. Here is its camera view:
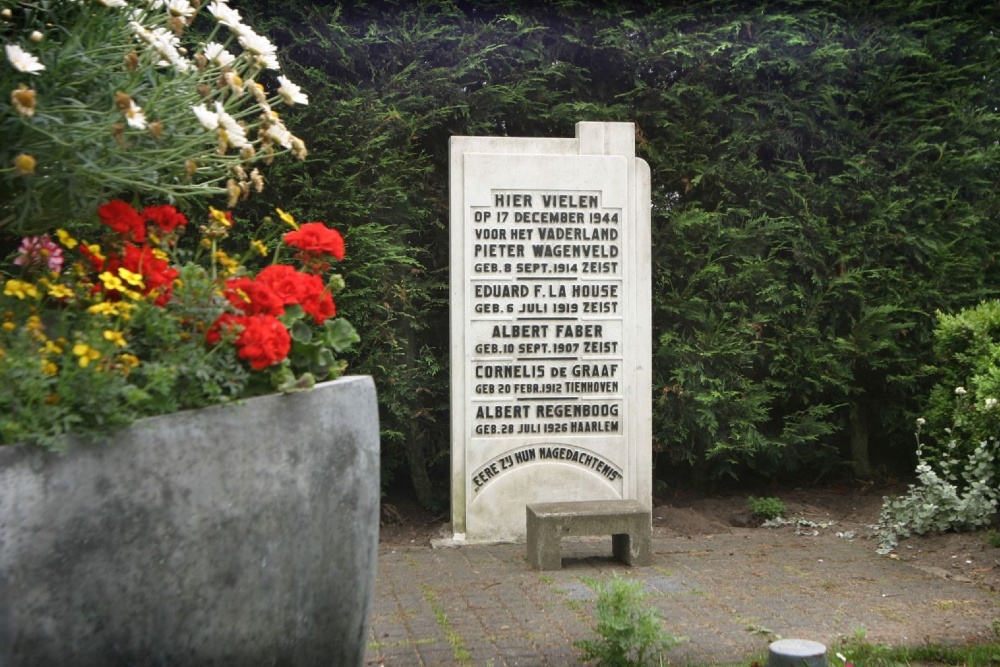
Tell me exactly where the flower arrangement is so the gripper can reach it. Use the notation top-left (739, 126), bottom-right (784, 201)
top-left (1, 200), bottom-right (358, 451)
top-left (0, 0), bottom-right (360, 451)
top-left (1, 0), bottom-right (309, 234)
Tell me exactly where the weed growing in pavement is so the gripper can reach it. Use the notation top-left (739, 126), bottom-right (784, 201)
top-left (575, 574), bottom-right (686, 667)
top-left (421, 586), bottom-right (471, 666)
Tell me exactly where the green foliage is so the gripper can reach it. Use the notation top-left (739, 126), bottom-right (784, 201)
top-left (232, 0), bottom-right (1000, 501)
top-left (645, 0), bottom-right (1000, 483)
top-left (747, 496), bottom-right (786, 521)
top-left (575, 574), bottom-right (686, 667)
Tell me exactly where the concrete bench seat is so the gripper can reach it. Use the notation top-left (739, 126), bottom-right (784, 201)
top-left (525, 499), bottom-right (652, 570)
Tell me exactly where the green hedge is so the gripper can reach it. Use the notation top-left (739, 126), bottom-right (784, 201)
top-left (236, 0), bottom-right (1000, 501)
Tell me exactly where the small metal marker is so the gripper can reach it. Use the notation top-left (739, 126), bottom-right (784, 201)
top-left (766, 638), bottom-right (827, 667)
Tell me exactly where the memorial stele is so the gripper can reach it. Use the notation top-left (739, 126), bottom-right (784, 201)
top-left (448, 121), bottom-right (652, 543)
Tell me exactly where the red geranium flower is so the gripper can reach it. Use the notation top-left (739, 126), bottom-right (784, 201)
top-left (142, 204), bottom-right (187, 233)
top-left (98, 200), bottom-right (146, 243)
top-left (233, 314), bottom-right (291, 370)
top-left (206, 313), bottom-right (290, 369)
top-left (254, 265), bottom-right (335, 323)
top-left (224, 276), bottom-right (286, 317)
top-left (255, 264), bottom-right (306, 305)
top-left (294, 272), bottom-right (336, 323)
top-left (283, 222), bottom-right (345, 269)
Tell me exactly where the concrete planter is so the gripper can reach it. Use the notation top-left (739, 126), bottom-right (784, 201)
top-left (0, 375), bottom-right (380, 667)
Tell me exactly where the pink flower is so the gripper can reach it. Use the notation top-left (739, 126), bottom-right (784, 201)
top-left (13, 234), bottom-right (63, 274)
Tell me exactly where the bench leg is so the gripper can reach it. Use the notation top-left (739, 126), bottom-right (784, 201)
top-left (612, 521), bottom-right (651, 566)
top-left (526, 519), bottom-right (562, 570)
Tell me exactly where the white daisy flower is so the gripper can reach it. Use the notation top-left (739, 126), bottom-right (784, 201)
top-left (6, 44), bottom-right (45, 74)
top-left (165, 0), bottom-right (195, 19)
top-left (238, 30), bottom-right (279, 70)
top-left (191, 103), bottom-right (219, 131)
top-left (97, 0), bottom-right (128, 7)
top-left (202, 42), bottom-right (235, 67)
top-left (262, 120), bottom-right (293, 149)
top-left (277, 76), bottom-right (308, 105)
top-left (207, 0), bottom-right (249, 36)
top-left (131, 22), bottom-right (191, 71)
top-left (214, 101), bottom-right (249, 148)
top-left (124, 100), bottom-right (147, 129)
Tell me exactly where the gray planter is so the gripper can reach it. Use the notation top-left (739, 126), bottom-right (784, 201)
top-left (0, 375), bottom-right (380, 667)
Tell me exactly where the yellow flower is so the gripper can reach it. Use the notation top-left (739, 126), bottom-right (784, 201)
top-left (152, 248), bottom-right (169, 262)
top-left (103, 330), bottom-right (127, 347)
top-left (276, 207), bottom-right (299, 230)
top-left (85, 243), bottom-right (105, 262)
top-left (88, 301), bottom-right (135, 319)
top-left (4, 279), bottom-right (40, 299)
top-left (118, 353), bottom-right (140, 369)
top-left (115, 353), bottom-right (140, 376)
top-left (99, 271), bottom-right (124, 292)
top-left (1, 322), bottom-right (14, 332)
top-left (56, 229), bottom-right (78, 249)
top-left (72, 343), bottom-right (101, 368)
top-left (251, 240), bottom-right (268, 257)
top-left (40, 339), bottom-right (63, 355)
top-left (45, 283), bottom-right (74, 299)
top-left (208, 206), bottom-right (231, 227)
top-left (41, 360), bottom-right (58, 376)
top-left (213, 250), bottom-right (239, 276)
top-left (88, 302), bottom-right (116, 316)
top-left (14, 153), bottom-right (36, 176)
top-left (25, 315), bottom-right (43, 333)
top-left (118, 268), bottom-right (145, 289)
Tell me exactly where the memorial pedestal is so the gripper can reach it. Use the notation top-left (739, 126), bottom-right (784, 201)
top-left (449, 122), bottom-right (652, 543)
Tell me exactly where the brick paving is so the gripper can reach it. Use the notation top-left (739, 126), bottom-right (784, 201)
top-left (365, 532), bottom-right (1000, 666)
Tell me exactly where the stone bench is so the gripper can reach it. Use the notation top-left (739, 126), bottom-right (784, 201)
top-left (525, 499), bottom-right (652, 570)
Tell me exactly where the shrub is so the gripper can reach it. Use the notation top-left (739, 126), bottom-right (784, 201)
top-left (873, 420), bottom-right (998, 554)
top-left (922, 301), bottom-right (1000, 465)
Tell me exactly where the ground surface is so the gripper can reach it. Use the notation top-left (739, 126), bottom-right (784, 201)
top-left (379, 484), bottom-right (1000, 595)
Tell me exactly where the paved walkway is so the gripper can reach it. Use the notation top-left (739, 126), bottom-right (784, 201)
top-left (364, 528), bottom-right (1000, 666)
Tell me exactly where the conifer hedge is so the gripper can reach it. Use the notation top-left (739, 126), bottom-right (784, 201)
top-left (243, 0), bottom-right (1000, 502)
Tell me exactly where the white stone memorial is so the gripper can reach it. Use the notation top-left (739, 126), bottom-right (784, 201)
top-left (449, 121), bottom-right (652, 543)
